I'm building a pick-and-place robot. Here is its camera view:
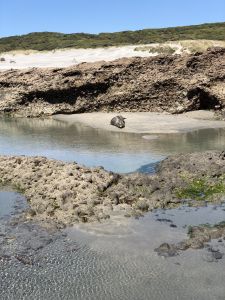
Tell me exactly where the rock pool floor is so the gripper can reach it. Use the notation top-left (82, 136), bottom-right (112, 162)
top-left (1, 196), bottom-right (225, 300)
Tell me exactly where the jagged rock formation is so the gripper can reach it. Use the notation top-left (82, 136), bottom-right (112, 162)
top-left (0, 47), bottom-right (224, 117)
top-left (1, 151), bottom-right (225, 226)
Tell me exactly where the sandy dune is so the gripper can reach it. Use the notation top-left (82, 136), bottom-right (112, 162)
top-left (1, 40), bottom-right (224, 71)
top-left (0, 45), bottom-right (156, 70)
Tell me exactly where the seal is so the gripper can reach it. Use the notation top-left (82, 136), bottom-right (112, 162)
top-left (110, 115), bottom-right (126, 129)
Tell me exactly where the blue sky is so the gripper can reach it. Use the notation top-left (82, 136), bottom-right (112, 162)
top-left (0, 0), bottom-right (225, 37)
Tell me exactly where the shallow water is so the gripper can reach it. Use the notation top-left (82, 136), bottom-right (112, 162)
top-left (0, 188), bottom-right (27, 219)
top-left (0, 204), bottom-right (225, 300)
top-left (2, 116), bottom-right (225, 173)
top-left (1, 117), bottom-right (225, 299)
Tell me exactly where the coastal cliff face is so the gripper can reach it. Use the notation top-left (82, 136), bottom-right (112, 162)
top-left (0, 47), bottom-right (224, 117)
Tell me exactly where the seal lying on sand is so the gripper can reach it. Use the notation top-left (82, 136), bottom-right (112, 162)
top-left (110, 115), bottom-right (126, 129)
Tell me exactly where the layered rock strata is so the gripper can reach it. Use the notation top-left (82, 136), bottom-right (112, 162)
top-left (0, 47), bottom-right (224, 117)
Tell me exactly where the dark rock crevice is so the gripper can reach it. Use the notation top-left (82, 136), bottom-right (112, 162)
top-left (23, 82), bottom-right (110, 105)
top-left (187, 87), bottom-right (221, 110)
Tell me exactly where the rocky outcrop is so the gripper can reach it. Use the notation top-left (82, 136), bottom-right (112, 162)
top-left (155, 222), bottom-right (225, 257)
top-left (1, 151), bottom-right (225, 226)
top-left (0, 47), bottom-right (224, 117)
top-left (0, 156), bottom-right (122, 226)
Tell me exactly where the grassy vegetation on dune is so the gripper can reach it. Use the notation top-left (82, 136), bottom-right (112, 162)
top-left (134, 40), bottom-right (225, 55)
top-left (0, 22), bottom-right (225, 52)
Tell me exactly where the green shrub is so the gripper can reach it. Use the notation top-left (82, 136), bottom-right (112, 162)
top-left (0, 22), bottom-right (225, 53)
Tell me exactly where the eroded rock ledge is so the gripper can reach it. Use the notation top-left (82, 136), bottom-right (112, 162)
top-left (0, 47), bottom-right (224, 117)
top-left (1, 151), bottom-right (225, 227)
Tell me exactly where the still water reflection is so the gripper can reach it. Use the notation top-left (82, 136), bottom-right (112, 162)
top-left (1, 116), bottom-right (225, 173)
top-left (1, 117), bottom-right (225, 300)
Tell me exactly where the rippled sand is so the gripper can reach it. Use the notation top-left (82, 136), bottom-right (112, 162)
top-left (1, 203), bottom-right (225, 300)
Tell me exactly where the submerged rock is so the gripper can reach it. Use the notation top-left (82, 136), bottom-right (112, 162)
top-left (209, 249), bottom-right (223, 260)
top-left (203, 248), bottom-right (224, 262)
top-left (155, 222), bottom-right (225, 258)
top-left (155, 243), bottom-right (178, 257)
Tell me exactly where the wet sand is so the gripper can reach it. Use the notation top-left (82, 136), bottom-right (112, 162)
top-left (54, 111), bottom-right (225, 134)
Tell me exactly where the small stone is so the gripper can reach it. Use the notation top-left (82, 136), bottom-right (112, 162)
top-left (212, 251), bottom-right (223, 260)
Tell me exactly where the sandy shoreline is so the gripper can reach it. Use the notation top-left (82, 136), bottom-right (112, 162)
top-left (53, 111), bottom-right (225, 134)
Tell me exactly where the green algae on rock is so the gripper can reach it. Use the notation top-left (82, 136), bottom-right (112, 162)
top-left (175, 176), bottom-right (225, 201)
